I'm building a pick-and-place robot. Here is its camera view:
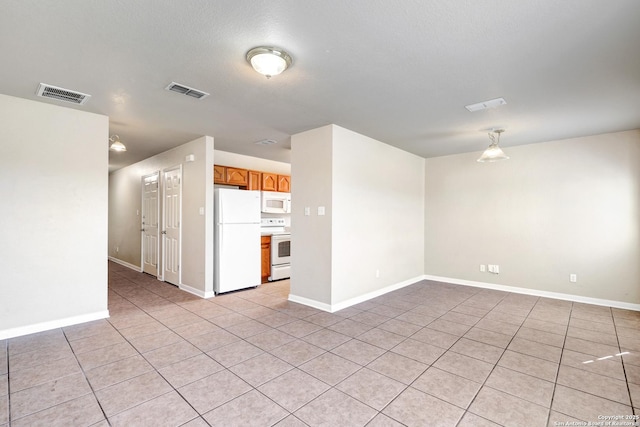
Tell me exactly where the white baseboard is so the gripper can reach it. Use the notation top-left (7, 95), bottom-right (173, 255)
top-left (108, 256), bottom-right (142, 272)
top-left (0, 310), bottom-right (110, 340)
top-left (288, 275), bottom-right (424, 313)
top-left (180, 283), bottom-right (215, 299)
top-left (330, 275), bottom-right (425, 312)
top-left (288, 294), bottom-right (333, 312)
top-left (423, 274), bottom-right (640, 312)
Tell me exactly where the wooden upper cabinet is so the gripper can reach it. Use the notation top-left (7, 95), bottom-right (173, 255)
top-left (261, 173), bottom-right (278, 192)
top-left (225, 167), bottom-right (248, 186)
top-left (277, 175), bottom-right (291, 193)
top-left (248, 170), bottom-right (261, 191)
top-left (213, 165), bottom-right (226, 184)
top-left (214, 165), bottom-right (290, 192)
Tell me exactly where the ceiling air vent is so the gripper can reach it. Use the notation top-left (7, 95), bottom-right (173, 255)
top-left (165, 82), bottom-right (209, 100)
top-left (36, 83), bottom-right (91, 105)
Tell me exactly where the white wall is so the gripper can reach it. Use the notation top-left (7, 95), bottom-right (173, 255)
top-left (0, 94), bottom-right (109, 339)
top-left (332, 126), bottom-right (425, 304)
top-left (108, 136), bottom-right (214, 296)
top-left (424, 130), bottom-right (640, 305)
top-left (290, 125), bottom-right (425, 310)
top-left (290, 125), bottom-right (334, 306)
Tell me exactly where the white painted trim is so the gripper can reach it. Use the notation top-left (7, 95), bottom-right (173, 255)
top-left (180, 284), bottom-right (215, 299)
top-left (108, 256), bottom-right (142, 272)
top-left (331, 275), bottom-right (425, 312)
top-left (288, 294), bottom-right (333, 312)
top-left (423, 274), bottom-right (640, 312)
top-left (288, 275), bottom-right (424, 313)
top-left (0, 310), bottom-right (110, 340)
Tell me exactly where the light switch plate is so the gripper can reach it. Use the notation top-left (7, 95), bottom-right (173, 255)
top-left (318, 206), bottom-right (325, 216)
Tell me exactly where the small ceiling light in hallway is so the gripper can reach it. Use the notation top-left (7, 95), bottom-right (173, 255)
top-left (109, 135), bottom-right (127, 152)
top-left (477, 129), bottom-right (509, 162)
top-left (246, 46), bottom-right (292, 78)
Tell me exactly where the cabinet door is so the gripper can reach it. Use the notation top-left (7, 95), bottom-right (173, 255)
top-left (261, 173), bottom-right (278, 192)
top-left (277, 175), bottom-right (291, 193)
top-left (213, 165), bottom-right (226, 184)
top-left (261, 236), bottom-right (271, 283)
top-left (226, 167), bottom-right (248, 186)
top-left (248, 170), bottom-right (261, 191)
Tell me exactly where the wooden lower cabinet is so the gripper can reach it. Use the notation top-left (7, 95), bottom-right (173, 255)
top-left (261, 235), bottom-right (271, 283)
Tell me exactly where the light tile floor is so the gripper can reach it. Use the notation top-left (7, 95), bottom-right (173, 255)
top-left (2, 262), bottom-right (640, 426)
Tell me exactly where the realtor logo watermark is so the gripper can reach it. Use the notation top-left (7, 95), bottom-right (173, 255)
top-left (554, 415), bottom-right (640, 426)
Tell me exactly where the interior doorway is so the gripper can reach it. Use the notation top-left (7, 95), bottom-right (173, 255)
top-left (141, 172), bottom-right (160, 277)
top-left (163, 166), bottom-right (182, 285)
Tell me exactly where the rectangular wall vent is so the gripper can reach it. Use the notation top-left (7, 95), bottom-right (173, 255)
top-left (165, 82), bottom-right (209, 100)
top-left (465, 97), bottom-right (506, 112)
top-left (36, 83), bottom-right (91, 105)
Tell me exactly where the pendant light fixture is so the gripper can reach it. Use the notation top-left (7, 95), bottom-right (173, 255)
top-left (246, 46), bottom-right (292, 79)
top-left (109, 135), bottom-right (127, 152)
top-left (477, 129), bottom-right (509, 162)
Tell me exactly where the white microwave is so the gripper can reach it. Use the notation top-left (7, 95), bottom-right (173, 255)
top-left (261, 191), bottom-right (291, 214)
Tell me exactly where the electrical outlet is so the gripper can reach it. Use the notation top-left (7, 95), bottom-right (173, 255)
top-left (570, 274), bottom-right (577, 283)
top-left (480, 264), bottom-right (486, 272)
top-left (115, 246), bottom-right (119, 253)
top-left (375, 269), bottom-right (380, 278)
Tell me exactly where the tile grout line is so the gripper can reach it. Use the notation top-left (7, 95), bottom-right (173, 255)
top-left (107, 272), bottom-right (218, 425)
top-left (367, 285), bottom-right (514, 426)
top-left (5, 339), bottom-right (10, 427)
top-left (7, 265), bottom-right (639, 427)
top-left (613, 310), bottom-right (636, 415)
top-left (61, 327), bottom-right (113, 427)
top-left (545, 301), bottom-right (573, 427)
top-left (451, 293), bottom-right (538, 427)
top-left (545, 305), bottom-right (637, 423)
top-left (99, 270), bottom-right (211, 425)
top-left (109, 269), bottom-right (321, 425)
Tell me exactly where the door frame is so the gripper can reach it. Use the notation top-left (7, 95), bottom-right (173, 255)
top-left (161, 165), bottom-right (182, 285)
top-left (141, 171), bottom-right (161, 278)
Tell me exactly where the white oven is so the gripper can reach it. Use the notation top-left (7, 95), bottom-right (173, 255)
top-left (261, 191), bottom-right (291, 214)
top-left (260, 218), bottom-right (291, 281)
top-left (270, 233), bottom-right (291, 281)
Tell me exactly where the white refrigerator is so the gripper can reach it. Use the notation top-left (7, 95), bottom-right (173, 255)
top-left (214, 188), bottom-right (261, 293)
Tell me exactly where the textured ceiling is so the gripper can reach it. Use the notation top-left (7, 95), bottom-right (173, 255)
top-left (1, 0), bottom-right (639, 171)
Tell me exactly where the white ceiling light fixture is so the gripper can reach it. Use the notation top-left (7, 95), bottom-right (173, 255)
top-left (246, 46), bottom-right (292, 78)
top-left (109, 135), bottom-right (127, 152)
top-left (477, 129), bottom-right (509, 162)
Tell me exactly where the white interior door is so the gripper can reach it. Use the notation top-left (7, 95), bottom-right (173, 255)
top-left (163, 166), bottom-right (182, 285)
top-left (141, 172), bottom-right (160, 276)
